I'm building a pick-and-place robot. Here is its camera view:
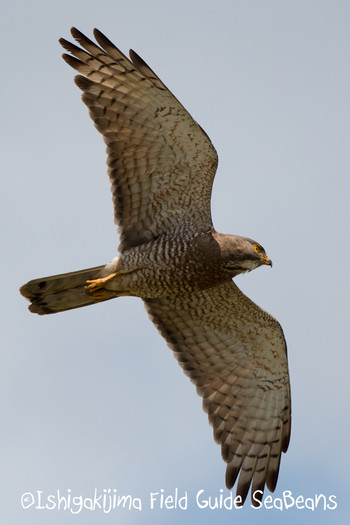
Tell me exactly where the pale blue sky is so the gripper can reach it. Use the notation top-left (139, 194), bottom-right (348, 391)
top-left (1, 0), bottom-right (349, 523)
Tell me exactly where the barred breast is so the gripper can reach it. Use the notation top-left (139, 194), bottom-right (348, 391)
top-left (107, 229), bottom-right (228, 298)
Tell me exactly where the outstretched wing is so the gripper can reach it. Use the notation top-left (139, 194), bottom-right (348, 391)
top-left (60, 29), bottom-right (218, 252)
top-left (144, 280), bottom-right (291, 506)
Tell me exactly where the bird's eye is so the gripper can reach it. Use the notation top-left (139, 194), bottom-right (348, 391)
top-left (254, 244), bottom-right (260, 253)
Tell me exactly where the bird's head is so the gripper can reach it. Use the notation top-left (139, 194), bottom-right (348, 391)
top-left (216, 234), bottom-right (272, 276)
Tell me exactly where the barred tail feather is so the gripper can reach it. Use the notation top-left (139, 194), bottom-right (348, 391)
top-left (20, 265), bottom-right (108, 315)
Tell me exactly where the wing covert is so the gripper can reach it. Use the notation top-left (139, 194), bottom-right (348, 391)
top-left (144, 280), bottom-right (291, 506)
top-left (60, 28), bottom-right (218, 251)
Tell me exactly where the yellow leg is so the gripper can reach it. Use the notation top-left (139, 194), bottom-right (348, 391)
top-left (85, 272), bottom-right (118, 292)
top-left (85, 272), bottom-right (119, 302)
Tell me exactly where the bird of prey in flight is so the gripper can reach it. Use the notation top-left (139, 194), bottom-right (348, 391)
top-left (20, 28), bottom-right (291, 506)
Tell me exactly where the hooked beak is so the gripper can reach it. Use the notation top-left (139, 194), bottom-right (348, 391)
top-left (261, 255), bottom-right (273, 267)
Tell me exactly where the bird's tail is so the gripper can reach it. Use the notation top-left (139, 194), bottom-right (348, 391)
top-left (20, 264), bottom-right (111, 315)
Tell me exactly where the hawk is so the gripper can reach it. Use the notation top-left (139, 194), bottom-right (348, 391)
top-left (20, 28), bottom-right (291, 506)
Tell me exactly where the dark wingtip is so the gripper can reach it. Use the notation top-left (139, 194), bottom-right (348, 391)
top-left (61, 53), bottom-right (76, 66)
top-left (225, 464), bottom-right (240, 490)
top-left (237, 483), bottom-right (250, 507)
top-left (93, 28), bottom-right (103, 40)
top-left (129, 49), bottom-right (139, 62)
top-left (93, 28), bottom-right (111, 49)
top-left (251, 487), bottom-right (264, 507)
top-left (129, 48), bottom-right (148, 70)
top-left (70, 27), bottom-right (80, 38)
top-left (74, 74), bottom-right (95, 91)
top-left (70, 27), bottom-right (95, 48)
top-left (266, 465), bottom-right (280, 492)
